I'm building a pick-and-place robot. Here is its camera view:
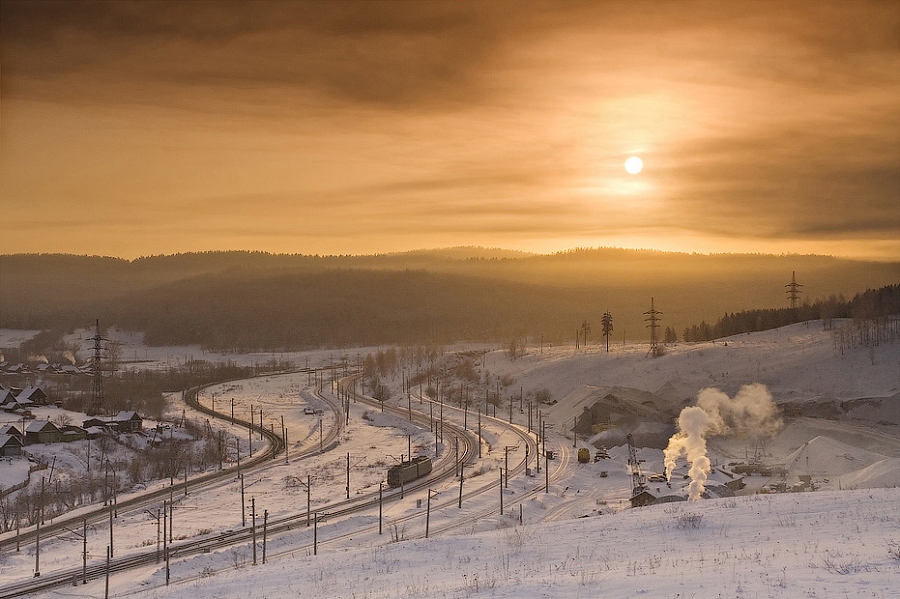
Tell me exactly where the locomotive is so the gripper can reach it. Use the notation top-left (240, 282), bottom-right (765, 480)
top-left (387, 456), bottom-right (432, 487)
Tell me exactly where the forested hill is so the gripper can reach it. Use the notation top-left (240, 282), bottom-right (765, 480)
top-left (1, 249), bottom-right (896, 351)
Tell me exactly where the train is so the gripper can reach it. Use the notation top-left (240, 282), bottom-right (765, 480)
top-left (387, 456), bottom-right (432, 487)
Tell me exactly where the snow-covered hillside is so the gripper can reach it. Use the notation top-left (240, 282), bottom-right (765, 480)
top-left (111, 487), bottom-right (900, 599)
top-left (0, 320), bottom-right (897, 598)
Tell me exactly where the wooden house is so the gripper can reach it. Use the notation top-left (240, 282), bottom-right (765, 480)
top-left (25, 420), bottom-right (62, 445)
top-left (0, 434), bottom-right (23, 457)
top-left (17, 386), bottom-right (49, 406)
top-left (114, 411), bottom-right (143, 433)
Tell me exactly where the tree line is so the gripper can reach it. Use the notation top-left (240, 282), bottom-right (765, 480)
top-left (682, 284), bottom-right (899, 342)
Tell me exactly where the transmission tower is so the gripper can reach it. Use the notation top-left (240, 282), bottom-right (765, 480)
top-left (87, 319), bottom-right (108, 416)
top-left (644, 297), bottom-right (663, 357)
top-left (785, 271), bottom-right (802, 309)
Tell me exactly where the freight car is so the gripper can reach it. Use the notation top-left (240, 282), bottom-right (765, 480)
top-left (387, 456), bottom-right (432, 487)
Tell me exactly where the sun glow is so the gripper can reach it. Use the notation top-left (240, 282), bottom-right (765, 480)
top-left (624, 156), bottom-right (643, 174)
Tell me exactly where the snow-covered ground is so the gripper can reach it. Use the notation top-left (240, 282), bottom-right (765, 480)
top-left (0, 320), bottom-right (898, 598)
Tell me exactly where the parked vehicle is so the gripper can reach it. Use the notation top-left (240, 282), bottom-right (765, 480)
top-left (577, 448), bottom-right (591, 463)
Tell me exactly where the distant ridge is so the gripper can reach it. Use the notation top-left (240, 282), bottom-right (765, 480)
top-left (0, 249), bottom-right (896, 351)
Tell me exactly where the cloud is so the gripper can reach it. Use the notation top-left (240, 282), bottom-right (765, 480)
top-left (1, 1), bottom-right (897, 258)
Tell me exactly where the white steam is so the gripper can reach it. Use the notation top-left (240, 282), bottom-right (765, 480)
top-left (28, 354), bottom-right (49, 364)
top-left (63, 350), bottom-right (77, 365)
top-left (664, 384), bottom-right (782, 501)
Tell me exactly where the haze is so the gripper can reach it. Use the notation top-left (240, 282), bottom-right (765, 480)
top-left (1, 1), bottom-right (898, 260)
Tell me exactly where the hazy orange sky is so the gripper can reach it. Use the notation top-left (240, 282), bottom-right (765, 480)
top-left (1, 1), bottom-right (898, 260)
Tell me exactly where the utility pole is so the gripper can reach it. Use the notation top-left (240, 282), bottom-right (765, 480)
top-left (346, 452), bottom-right (350, 500)
top-left (478, 410), bottom-right (482, 459)
top-left (499, 469), bottom-right (504, 515)
top-left (504, 446), bottom-right (517, 488)
top-left (240, 474), bottom-right (246, 526)
top-left (262, 510), bottom-right (268, 565)
top-left (34, 513), bottom-right (40, 577)
top-left (425, 489), bottom-right (435, 538)
top-left (305, 475), bottom-right (311, 527)
top-left (163, 500), bottom-right (168, 584)
top-left (109, 507), bottom-right (114, 558)
top-left (82, 519), bottom-right (88, 583)
top-left (251, 497), bottom-right (257, 565)
top-left (378, 482), bottom-right (383, 535)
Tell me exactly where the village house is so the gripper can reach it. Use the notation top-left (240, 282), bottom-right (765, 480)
top-left (0, 433), bottom-right (23, 457)
top-left (114, 411), bottom-right (143, 433)
top-left (24, 420), bottom-right (62, 445)
top-left (17, 386), bottom-right (49, 406)
top-left (0, 424), bottom-right (23, 443)
top-left (0, 389), bottom-right (19, 411)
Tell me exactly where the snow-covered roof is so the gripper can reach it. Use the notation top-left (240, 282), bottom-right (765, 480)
top-left (25, 420), bottom-right (59, 434)
top-left (0, 424), bottom-right (21, 436)
top-left (0, 433), bottom-right (23, 448)
top-left (115, 410), bottom-right (141, 421)
top-left (17, 386), bottom-right (46, 401)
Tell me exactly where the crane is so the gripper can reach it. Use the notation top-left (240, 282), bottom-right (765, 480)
top-left (626, 434), bottom-right (646, 495)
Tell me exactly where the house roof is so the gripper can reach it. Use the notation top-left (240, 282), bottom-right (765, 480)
top-left (0, 434), bottom-right (23, 448)
top-left (0, 424), bottom-right (21, 435)
top-left (0, 390), bottom-right (17, 405)
top-left (17, 386), bottom-right (47, 401)
top-left (25, 420), bottom-right (60, 434)
top-left (115, 411), bottom-right (141, 422)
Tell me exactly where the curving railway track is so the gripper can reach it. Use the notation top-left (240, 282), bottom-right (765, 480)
top-left (0, 371), bottom-right (473, 597)
top-left (0, 370), bottom-right (573, 597)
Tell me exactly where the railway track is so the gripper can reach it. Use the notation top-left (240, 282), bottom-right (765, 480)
top-left (0, 372), bottom-right (471, 597)
top-left (0, 369), bottom-right (345, 598)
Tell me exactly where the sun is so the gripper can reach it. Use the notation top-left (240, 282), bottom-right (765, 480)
top-left (624, 156), bottom-right (643, 174)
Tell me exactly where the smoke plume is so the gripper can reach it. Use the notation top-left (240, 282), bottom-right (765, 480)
top-left (63, 350), bottom-right (77, 365)
top-left (664, 384), bottom-right (782, 500)
top-left (28, 354), bottom-right (49, 364)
